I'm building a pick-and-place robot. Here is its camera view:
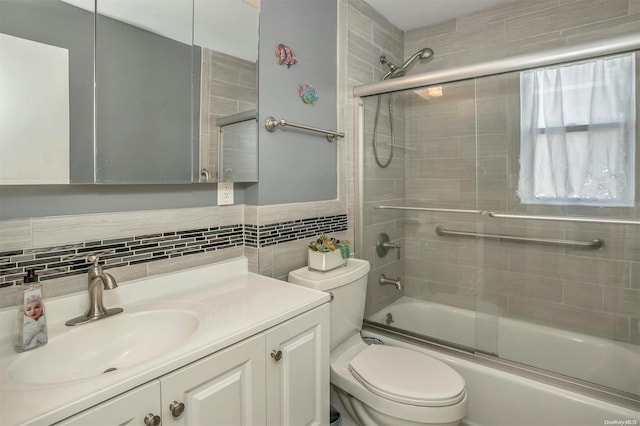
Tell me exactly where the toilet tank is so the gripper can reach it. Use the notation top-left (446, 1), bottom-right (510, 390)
top-left (288, 259), bottom-right (370, 350)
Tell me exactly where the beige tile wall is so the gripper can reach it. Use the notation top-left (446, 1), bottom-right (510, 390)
top-left (396, 0), bottom-right (640, 344)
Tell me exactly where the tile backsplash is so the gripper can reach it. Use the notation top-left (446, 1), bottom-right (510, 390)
top-left (0, 205), bottom-right (349, 308)
top-left (0, 224), bottom-right (244, 288)
top-left (245, 214), bottom-right (348, 248)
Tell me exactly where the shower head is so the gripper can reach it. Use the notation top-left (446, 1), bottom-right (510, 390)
top-left (380, 47), bottom-right (434, 80)
top-left (402, 47), bottom-right (434, 71)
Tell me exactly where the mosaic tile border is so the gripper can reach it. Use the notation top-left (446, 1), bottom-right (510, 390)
top-left (245, 214), bottom-right (348, 248)
top-left (0, 214), bottom-right (347, 288)
top-left (0, 225), bottom-right (244, 288)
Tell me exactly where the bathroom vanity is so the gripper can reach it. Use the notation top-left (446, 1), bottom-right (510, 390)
top-left (0, 258), bottom-right (330, 425)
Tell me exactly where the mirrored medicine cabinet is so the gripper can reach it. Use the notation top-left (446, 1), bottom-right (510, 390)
top-left (0, 0), bottom-right (258, 185)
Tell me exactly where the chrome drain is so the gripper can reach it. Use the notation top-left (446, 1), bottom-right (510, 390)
top-left (103, 367), bottom-right (118, 374)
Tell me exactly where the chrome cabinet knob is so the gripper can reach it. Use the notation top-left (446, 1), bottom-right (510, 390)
top-left (170, 401), bottom-right (185, 418)
top-left (271, 350), bottom-right (283, 361)
top-left (144, 413), bottom-right (161, 426)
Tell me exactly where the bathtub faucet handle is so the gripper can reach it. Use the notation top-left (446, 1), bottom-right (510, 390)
top-left (376, 233), bottom-right (401, 260)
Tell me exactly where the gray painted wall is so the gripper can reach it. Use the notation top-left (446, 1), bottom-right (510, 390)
top-left (0, 185), bottom-right (244, 220)
top-left (246, 0), bottom-right (338, 205)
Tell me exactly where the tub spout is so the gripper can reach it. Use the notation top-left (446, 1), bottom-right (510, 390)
top-left (379, 274), bottom-right (402, 290)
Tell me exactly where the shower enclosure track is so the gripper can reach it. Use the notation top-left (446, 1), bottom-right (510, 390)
top-left (353, 34), bottom-right (640, 97)
top-left (374, 205), bottom-right (640, 226)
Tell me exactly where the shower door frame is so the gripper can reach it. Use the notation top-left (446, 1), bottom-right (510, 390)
top-left (353, 33), bottom-right (640, 407)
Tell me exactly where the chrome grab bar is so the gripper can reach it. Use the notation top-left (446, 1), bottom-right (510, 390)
top-left (435, 226), bottom-right (605, 249)
top-left (374, 205), bottom-right (640, 226)
top-left (264, 116), bottom-right (344, 142)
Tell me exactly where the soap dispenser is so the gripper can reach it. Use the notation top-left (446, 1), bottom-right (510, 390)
top-left (14, 269), bottom-right (48, 352)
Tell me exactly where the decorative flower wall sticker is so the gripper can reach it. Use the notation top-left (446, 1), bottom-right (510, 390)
top-left (299, 84), bottom-right (319, 104)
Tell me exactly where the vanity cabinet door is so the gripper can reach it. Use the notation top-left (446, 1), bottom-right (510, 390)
top-left (160, 334), bottom-right (266, 426)
top-left (265, 304), bottom-right (330, 426)
top-left (55, 380), bottom-right (161, 426)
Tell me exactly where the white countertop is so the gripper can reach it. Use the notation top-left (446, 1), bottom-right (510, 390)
top-left (0, 257), bottom-right (329, 425)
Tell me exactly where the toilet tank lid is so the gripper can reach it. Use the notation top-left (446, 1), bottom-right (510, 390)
top-left (288, 258), bottom-right (370, 291)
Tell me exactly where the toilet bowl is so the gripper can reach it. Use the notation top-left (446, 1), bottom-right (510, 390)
top-left (288, 258), bottom-right (467, 426)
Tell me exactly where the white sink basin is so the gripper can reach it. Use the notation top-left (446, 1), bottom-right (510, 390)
top-left (9, 306), bottom-right (200, 385)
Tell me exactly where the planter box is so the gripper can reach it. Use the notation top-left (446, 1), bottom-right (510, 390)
top-left (308, 249), bottom-right (346, 272)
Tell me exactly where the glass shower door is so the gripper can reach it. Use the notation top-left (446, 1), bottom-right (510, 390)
top-left (474, 66), bottom-right (640, 397)
top-left (360, 60), bottom-right (640, 397)
top-left (361, 78), bottom-right (499, 356)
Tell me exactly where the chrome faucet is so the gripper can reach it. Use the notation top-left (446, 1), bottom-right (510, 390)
top-left (66, 255), bottom-right (123, 326)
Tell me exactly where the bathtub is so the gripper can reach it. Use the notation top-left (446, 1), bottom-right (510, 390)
top-left (365, 296), bottom-right (640, 426)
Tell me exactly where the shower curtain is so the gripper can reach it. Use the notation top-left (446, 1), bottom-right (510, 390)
top-left (518, 53), bottom-right (636, 206)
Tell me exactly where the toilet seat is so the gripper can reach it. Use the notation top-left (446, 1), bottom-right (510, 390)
top-left (330, 334), bottom-right (467, 425)
top-left (348, 344), bottom-right (466, 407)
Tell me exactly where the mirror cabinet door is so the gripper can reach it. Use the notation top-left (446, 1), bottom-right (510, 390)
top-left (194, 0), bottom-right (259, 183)
top-left (1, 0), bottom-right (259, 185)
top-left (0, 0), bottom-right (95, 184)
top-left (95, 0), bottom-right (195, 184)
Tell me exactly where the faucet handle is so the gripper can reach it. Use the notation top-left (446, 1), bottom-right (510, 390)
top-left (87, 255), bottom-right (104, 275)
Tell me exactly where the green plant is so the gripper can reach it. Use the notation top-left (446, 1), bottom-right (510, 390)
top-left (308, 234), bottom-right (350, 253)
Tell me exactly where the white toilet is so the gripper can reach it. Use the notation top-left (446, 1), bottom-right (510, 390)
top-left (288, 258), bottom-right (467, 426)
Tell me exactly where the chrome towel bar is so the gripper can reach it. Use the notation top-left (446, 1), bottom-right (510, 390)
top-left (374, 205), bottom-right (640, 226)
top-left (435, 226), bottom-right (605, 249)
top-left (264, 116), bottom-right (344, 142)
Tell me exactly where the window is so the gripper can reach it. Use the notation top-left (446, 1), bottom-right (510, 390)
top-left (518, 53), bottom-right (636, 206)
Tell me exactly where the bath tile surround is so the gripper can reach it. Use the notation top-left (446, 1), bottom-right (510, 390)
top-left (0, 206), bottom-right (348, 307)
top-left (356, 0), bottom-right (640, 346)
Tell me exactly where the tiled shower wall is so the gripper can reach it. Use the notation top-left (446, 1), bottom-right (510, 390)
top-left (395, 0), bottom-right (640, 344)
top-left (343, 0), bottom-right (408, 316)
top-left (404, 0), bottom-right (640, 74)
